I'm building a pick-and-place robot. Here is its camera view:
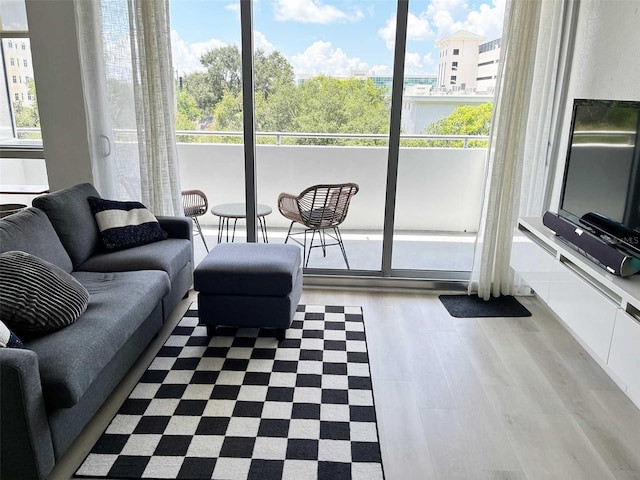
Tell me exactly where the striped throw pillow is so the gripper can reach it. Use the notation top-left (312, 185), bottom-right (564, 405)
top-left (87, 196), bottom-right (168, 250)
top-left (0, 251), bottom-right (89, 336)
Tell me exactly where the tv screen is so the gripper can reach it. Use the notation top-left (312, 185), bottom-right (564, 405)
top-left (559, 99), bottom-right (640, 250)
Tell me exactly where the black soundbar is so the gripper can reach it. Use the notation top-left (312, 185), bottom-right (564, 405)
top-left (580, 211), bottom-right (640, 250)
top-left (542, 211), bottom-right (640, 277)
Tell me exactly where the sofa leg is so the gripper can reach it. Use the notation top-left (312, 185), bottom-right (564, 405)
top-left (276, 328), bottom-right (286, 341)
top-left (206, 325), bottom-right (217, 337)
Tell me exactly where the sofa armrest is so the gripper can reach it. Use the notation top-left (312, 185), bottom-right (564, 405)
top-left (0, 349), bottom-right (55, 480)
top-left (157, 216), bottom-right (193, 241)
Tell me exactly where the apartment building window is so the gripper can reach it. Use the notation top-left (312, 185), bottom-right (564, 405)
top-left (7, 40), bottom-right (12, 48)
top-left (450, 75), bottom-right (457, 84)
top-left (453, 48), bottom-right (459, 55)
top-left (21, 42), bottom-right (25, 50)
top-left (2, 46), bottom-right (40, 142)
top-left (452, 61), bottom-right (458, 71)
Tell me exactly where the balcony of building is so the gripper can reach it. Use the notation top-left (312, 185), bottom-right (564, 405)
top-left (1, 130), bottom-right (488, 276)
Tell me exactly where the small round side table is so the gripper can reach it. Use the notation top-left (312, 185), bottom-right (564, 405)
top-left (211, 203), bottom-right (272, 243)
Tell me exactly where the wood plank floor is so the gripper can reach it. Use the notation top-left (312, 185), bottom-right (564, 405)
top-left (302, 289), bottom-right (640, 480)
top-left (53, 288), bottom-right (640, 480)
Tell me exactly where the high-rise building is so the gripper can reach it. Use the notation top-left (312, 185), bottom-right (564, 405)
top-left (436, 30), bottom-right (484, 91)
top-left (2, 38), bottom-right (35, 108)
top-left (436, 30), bottom-right (501, 93)
top-left (477, 38), bottom-right (501, 93)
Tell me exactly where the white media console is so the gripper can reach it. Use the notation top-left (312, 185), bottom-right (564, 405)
top-left (511, 217), bottom-right (640, 409)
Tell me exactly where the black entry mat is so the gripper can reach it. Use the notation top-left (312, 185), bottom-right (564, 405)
top-left (439, 295), bottom-right (532, 318)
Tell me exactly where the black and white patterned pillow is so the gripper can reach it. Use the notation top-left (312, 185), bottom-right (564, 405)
top-left (87, 196), bottom-right (168, 250)
top-left (0, 320), bottom-right (24, 348)
top-left (0, 251), bottom-right (89, 336)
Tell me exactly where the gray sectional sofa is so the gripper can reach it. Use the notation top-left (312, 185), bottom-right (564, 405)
top-left (0, 183), bottom-right (193, 479)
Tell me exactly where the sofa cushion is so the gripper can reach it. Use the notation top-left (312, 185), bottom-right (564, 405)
top-left (25, 270), bottom-right (170, 409)
top-left (194, 243), bottom-right (301, 296)
top-left (87, 196), bottom-right (168, 250)
top-left (32, 183), bottom-right (101, 268)
top-left (0, 320), bottom-right (24, 348)
top-left (77, 238), bottom-right (192, 281)
top-left (0, 251), bottom-right (89, 336)
top-left (0, 207), bottom-right (73, 273)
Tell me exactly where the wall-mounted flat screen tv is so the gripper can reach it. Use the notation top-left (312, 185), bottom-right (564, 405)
top-left (559, 98), bottom-right (640, 254)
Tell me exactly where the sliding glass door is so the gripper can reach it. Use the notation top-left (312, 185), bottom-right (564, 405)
top-left (170, 0), bottom-right (245, 250)
top-left (252, 0), bottom-right (394, 271)
top-left (170, 0), bottom-right (505, 280)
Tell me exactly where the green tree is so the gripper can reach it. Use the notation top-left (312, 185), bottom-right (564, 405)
top-left (175, 91), bottom-right (201, 142)
top-left (254, 50), bottom-right (295, 99)
top-left (213, 91), bottom-right (243, 132)
top-left (256, 78), bottom-right (298, 134)
top-left (182, 46), bottom-right (296, 128)
top-left (182, 71), bottom-right (218, 116)
top-left (13, 79), bottom-right (40, 139)
top-left (293, 76), bottom-right (389, 145)
top-left (424, 102), bottom-right (493, 147)
top-left (200, 44), bottom-right (242, 106)
top-left (177, 90), bottom-right (201, 123)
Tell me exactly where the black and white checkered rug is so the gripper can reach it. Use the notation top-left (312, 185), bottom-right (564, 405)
top-left (75, 303), bottom-right (384, 480)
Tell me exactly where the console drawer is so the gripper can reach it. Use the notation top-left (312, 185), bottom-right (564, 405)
top-left (547, 261), bottom-right (618, 362)
top-left (511, 229), bottom-right (554, 302)
top-left (608, 309), bottom-right (640, 407)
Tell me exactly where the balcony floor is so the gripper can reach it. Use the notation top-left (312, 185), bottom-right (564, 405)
top-left (193, 228), bottom-right (476, 273)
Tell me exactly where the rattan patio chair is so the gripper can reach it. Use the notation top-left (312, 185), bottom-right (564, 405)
top-left (278, 183), bottom-right (359, 268)
top-left (182, 189), bottom-right (209, 252)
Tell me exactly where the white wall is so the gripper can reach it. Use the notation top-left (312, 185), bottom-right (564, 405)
top-left (25, 0), bottom-right (93, 191)
top-left (401, 95), bottom-right (493, 134)
top-left (0, 158), bottom-right (48, 206)
top-left (549, 1), bottom-right (640, 210)
top-left (178, 143), bottom-right (487, 232)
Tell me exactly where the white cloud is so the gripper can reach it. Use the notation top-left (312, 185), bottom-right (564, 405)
top-left (464, 0), bottom-right (506, 39)
top-left (404, 52), bottom-right (423, 75)
top-left (254, 31), bottom-right (274, 54)
top-left (422, 52), bottom-right (435, 70)
top-left (427, 0), bottom-right (506, 40)
top-left (378, 12), bottom-right (434, 49)
top-left (274, 0), bottom-right (363, 24)
top-left (290, 41), bottom-right (369, 76)
top-left (171, 30), bottom-right (274, 75)
top-left (171, 31), bottom-right (227, 75)
top-left (370, 64), bottom-right (393, 76)
top-left (224, 3), bottom-right (239, 12)
top-left (427, 8), bottom-right (459, 36)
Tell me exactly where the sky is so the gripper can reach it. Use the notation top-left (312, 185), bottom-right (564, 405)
top-left (169, 0), bottom-right (505, 77)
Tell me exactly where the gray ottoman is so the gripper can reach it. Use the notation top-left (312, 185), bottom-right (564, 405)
top-left (194, 243), bottom-right (302, 339)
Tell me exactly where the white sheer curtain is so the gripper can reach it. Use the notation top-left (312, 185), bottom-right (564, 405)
top-left (75, 0), bottom-right (182, 215)
top-left (469, 0), bottom-right (570, 300)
